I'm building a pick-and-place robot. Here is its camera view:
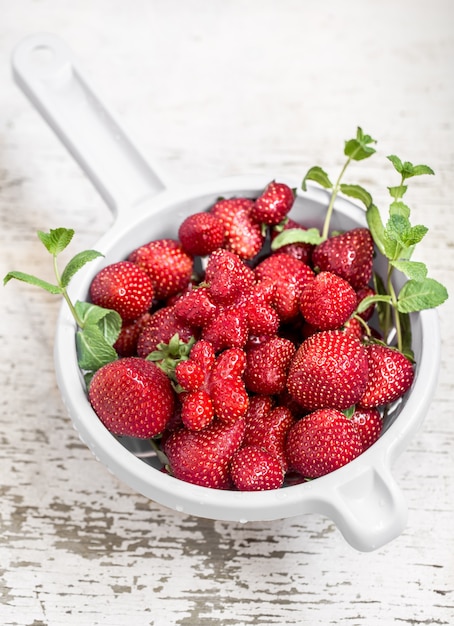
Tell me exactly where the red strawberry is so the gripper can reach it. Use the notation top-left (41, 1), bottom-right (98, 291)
top-left (359, 343), bottom-right (414, 408)
top-left (243, 405), bottom-right (295, 471)
top-left (180, 389), bottom-right (214, 431)
top-left (175, 342), bottom-right (248, 428)
top-left (129, 238), bottom-right (193, 300)
top-left (356, 285), bottom-right (376, 321)
top-left (251, 181), bottom-right (295, 226)
top-left (237, 281), bottom-right (280, 337)
top-left (255, 253), bottom-right (315, 321)
top-left (136, 306), bottom-right (196, 358)
top-left (229, 446), bottom-right (285, 491)
top-left (205, 248), bottom-right (255, 306)
top-left (173, 286), bottom-right (218, 328)
top-left (89, 261), bottom-right (154, 322)
top-left (350, 407), bottom-right (383, 451)
top-left (202, 306), bottom-right (249, 352)
top-left (299, 271), bottom-right (358, 330)
top-left (114, 312), bottom-right (152, 356)
top-left (312, 227), bottom-right (374, 290)
top-left (285, 408), bottom-right (363, 478)
top-left (244, 336), bottom-right (296, 395)
top-left (244, 394), bottom-right (275, 423)
top-left (270, 218), bottom-right (314, 265)
top-left (208, 348), bottom-right (249, 424)
top-left (163, 418), bottom-right (246, 489)
top-left (287, 330), bottom-right (369, 410)
top-left (178, 212), bottom-right (225, 256)
top-left (340, 317), bottom-right (365, 341)
top-left (88, 357), bottom-right (175, 438)
top-left (210, 197), bottom-right (264, 259)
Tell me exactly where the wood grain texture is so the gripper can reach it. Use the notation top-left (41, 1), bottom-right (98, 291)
top-left (1, 1), bottom-right (453, 625)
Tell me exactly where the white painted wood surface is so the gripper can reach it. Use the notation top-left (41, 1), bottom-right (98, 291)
top-left (1, 1), bottom-right (453, 624)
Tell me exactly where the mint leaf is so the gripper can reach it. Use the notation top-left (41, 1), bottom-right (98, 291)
top-left (74, 301), bottom-right (122, 344)
top-left (302, 166), bottom-right (333, 190)
top-left (76, 325), bottom-right (118, 372)
top-left (356, 293), bottom-right (392, 315)
top-left (271, 227), bottom-right (324, 250)
top-left (389, 201), bottom-right (410, 219)
top-left (387, 154), bottom-right (403, 173)
top-left (396, 278), bottom-right (448, 313)
top-left (3, 270), bottom-right (62, 295)
top-left (344, 127), bottom-right (377, 161)
top-left (390, 260), bottom-right (427, 281)
top-left (60, 250), bottom-right (104, 288)
top-left (388, 185), bottom-right (408, 200)
top-left (37, 227), bottom-right (74, 255)
top-left (339, 184), bottom-right (373, 209)
top-left (387, 155), bottom-right (434, 179)
top-left (411, 164), bottom-right (435, 177)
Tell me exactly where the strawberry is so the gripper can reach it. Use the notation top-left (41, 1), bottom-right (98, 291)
top-left (243, 405), bottom-right (295, 471)
top-left (114, 312), bottom-right (152, 356)
top-left (285, 408), bottom-right (363, 478)
top-left (312, 227), bottom-right (374, 290)
top-left (202, 305), bottom-right (249, 352)
top-left (205, 248), bottom-right (255, 306)
top-left (287, 330), bottom-right (369, 410)
top-left (340, 317), bottom-right (365, 341)
top-left (178, 212), bottom-right (225, 256)
top-left (89, 260), bottom-right (154, 322)
top-left (299, 271), bottom-right (358, 330)
top-left (173, 286), bottom-right (218, 328)
top-left (229, 445), bottom-right (285, 491)
top-left (244, 336), bottom-right (296, 395)
top-left (270, 218), bottom-right (314, 265)
top-left (180, 389), bottom-right (214, 431)
top-left (129, 238), bottom-right (193, 300)
top-left (136, 306), bottom-right (196, 358)
top-left (175, 342), bottom-right (249, 428)
top-left (88, 357), bottom-right (175, 438)
top-left (358, 343), bottom-right (414, 408)
top-left (210, 197), bottom-right (264, 259)
top-left (255, 253), bottom-right (315, 321)
top-left (350, 407), bottom-right (383, 451)
top-left (208, 348), bottom-right (249, 424)
top-left (251, 181), bottom-right (295, 226)
top-left (356, 285), bottom-right (376, 321)
top-left (163, 418), bottom-right (246, 489)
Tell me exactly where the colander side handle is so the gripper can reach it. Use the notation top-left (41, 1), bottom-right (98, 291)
top-left (321, 462), bottom-right (408, 552)
top-left (11, 33), bottom-right (166, 218)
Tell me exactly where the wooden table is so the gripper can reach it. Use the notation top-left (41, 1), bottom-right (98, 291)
top-left (1, 2), bottom-right (453, 624)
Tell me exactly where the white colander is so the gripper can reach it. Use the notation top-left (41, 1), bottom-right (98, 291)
top-left (11, 33), bottom-right (441, 551)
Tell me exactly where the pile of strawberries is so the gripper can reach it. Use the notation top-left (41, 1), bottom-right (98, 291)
top-left (87, 181), bottom-right (415, 491)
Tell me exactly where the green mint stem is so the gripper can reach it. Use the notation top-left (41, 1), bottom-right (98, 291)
top-left (387, 265), bottom-right (403, 352)
top-left (53, 253), bottom-right (85, 328)
top-left (321, 156), bottom-right (352, 240)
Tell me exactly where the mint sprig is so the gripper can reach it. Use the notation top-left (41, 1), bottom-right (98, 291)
top-left (274, 129), bottom-right (448, 357)
top-left (273, 127), bottom-right (376, 251)
top-left (4, 227), bottom-right (121, 378)
top-left (361, 157), bottom-right (447, 353)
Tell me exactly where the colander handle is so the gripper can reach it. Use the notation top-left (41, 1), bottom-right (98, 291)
top-left (11, 33), bottom-right (166, 218)
top-left (321, 461), bottom-right (408, 552)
